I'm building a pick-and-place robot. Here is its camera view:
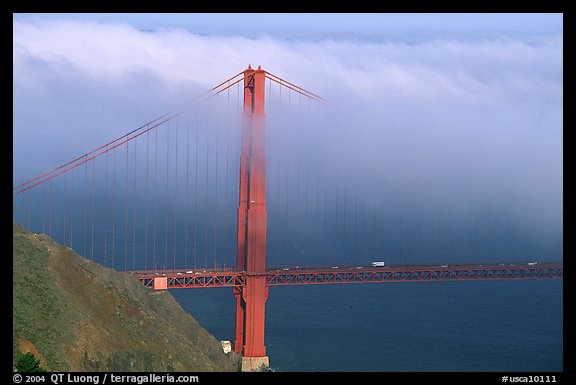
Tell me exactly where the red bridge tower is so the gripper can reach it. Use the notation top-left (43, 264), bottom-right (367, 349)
top-left (233, 65), bottom-right (269, 371)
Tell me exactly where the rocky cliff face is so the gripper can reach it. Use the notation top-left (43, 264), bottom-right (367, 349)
top-left (13, 224), bottom-right (237, 372)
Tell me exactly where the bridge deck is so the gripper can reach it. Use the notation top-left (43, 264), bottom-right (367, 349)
top-left (130, 262), bottom-right (563, 289)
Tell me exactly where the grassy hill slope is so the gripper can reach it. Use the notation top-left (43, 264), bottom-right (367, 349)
top-left (13, 224), bottom-right (237, 372)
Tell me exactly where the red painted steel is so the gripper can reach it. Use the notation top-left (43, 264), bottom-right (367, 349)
top-left (235, 65), bottom-right (268, 357)
top-left (132, 263), bottom-right (563, 289)
top-left (234, 68), bottom-right (251, 352)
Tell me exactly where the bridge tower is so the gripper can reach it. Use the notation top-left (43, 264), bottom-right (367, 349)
top-left (233, 65), bottom-right (269, 371)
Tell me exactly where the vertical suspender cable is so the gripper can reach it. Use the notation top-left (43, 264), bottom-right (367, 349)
top-left (437, 213), bottom-right (441, 261)
top-left (371, 194), bottom-right (376, 264)
top-left (205, 124), bottom-right (210, 268)
top-left (165, 123), bottom-right (170, 271)
top-left (153, 128), bottom-right (158, 270)
top-left (49, 179), bottom-right (53, 239)
top-left (472, 210), bottom-right (479, 257)
top-left (221, 90), bottom-right (228, 266)
top-left (224, 117), bottom-right (229, 266)
top-left (430, 212), bottom-right (434, 261)
top-left (284, 160), bottom-right (290, 268)
top-left (467, 219), bottom-right (473, 261)
top-left (342, 186), bottom-right (347, 266)
top-left (174, 124), bottom-right (179, 271)
top-left (334, 187), bottom-right (339, 267)
top-left (18, 188), bottom-right (23, 226)
top-left (133, 138), bottom-right (137, 270)
top-left (91, 159), bottom-right (95, 260)
top-left (70, 168), bottom-right (74, 248)
top-left (412, 206), bottom-right (416, 263)
top-left (185, 117), bottom-right (190, 269)
top-left (275, 136), bottom-right (281, 267)
top-left (19, 191), bottom-right (24, 228)
top-left (399, 205), bottom-right (404, 263)
top-left (315, 176), bottom-right (320, 262)
top-left (184, 116), bottom-right (190, 269)
top-left (42, 183), bottom-right (46, 234)
top-left (492, 211), bottom-right (497, 260)
top-left (194, 123), bottom-right (199, 271)
top-left (222, 89), bottom-right (233, 268)
top-left (389, 205), bottom-right (394, 266)
top-left (63, 171), bottom-right (67, 247)
top-left (112, 147), bottom-right (117, 269)
top-left (84, 160), bottom-right (88, 257)
top-left (27, 190), bottom-right (31, 232)
top-left (510, 224), bottom-right (516, 262)
top-left (373, 201), bottom-right (378, 260)
top-left (399, 205), bottom-right (404, 264)
top-left (145, 131), bottom-right (150, 270)
top-left (449, 215), bottom-right (453, 263)
top-left (304, 168), bottom-right (309, 261)
top-left (124, 142), bottom-right (129, 271)
top-left (361, 197), bottom-right (366, 260)
top-left (295, 154), bottom-right (300, 266)
top-left (393, 205), bottom-right (397, 265)
top-left (323, 181), bottom-right (328, 266)
top-left (380, 204), bottom-right (385, 259)
top-left (104, 148), bottom-right (108, 266)
top-left (214, 127), bottom-right (219, 269)
top-left (354, 194), bottom-right (358, 263)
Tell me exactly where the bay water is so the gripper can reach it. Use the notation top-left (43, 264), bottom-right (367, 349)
top-left (171, 279), bottom-right (563, 372)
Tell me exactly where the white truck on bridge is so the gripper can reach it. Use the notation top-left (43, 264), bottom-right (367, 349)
top-left (371, 261), bottom-right (385, 267)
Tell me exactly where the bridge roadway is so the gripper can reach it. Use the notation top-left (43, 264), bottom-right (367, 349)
top-left (130, 262), bottom-right (563, 289)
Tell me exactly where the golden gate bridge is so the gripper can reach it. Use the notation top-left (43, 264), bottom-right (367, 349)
top-left (13, 65), bottom-right (563, 371)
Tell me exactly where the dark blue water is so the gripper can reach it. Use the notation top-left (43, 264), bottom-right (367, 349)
top-left (171, 279), bottom-right (562, 372)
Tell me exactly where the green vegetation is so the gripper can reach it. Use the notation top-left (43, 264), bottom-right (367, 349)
top-left (13, 225), bottom-right (73, 370)
top-left (15, 352), bottom-right (46, 372)
top-left (13, 224), bottom-right (238, 371)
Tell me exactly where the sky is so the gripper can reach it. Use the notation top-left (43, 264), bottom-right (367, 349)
top-left (12, 13), bottom-right (563, 259)
top-left (13, 13), bottom-right (563, 38)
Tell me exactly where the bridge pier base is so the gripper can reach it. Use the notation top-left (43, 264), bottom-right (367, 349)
top-left (240, 356), bottom-right (269, 372)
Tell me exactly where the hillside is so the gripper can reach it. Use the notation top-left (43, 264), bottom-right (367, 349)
top-left (12, 224), bottom-right (238, 371)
